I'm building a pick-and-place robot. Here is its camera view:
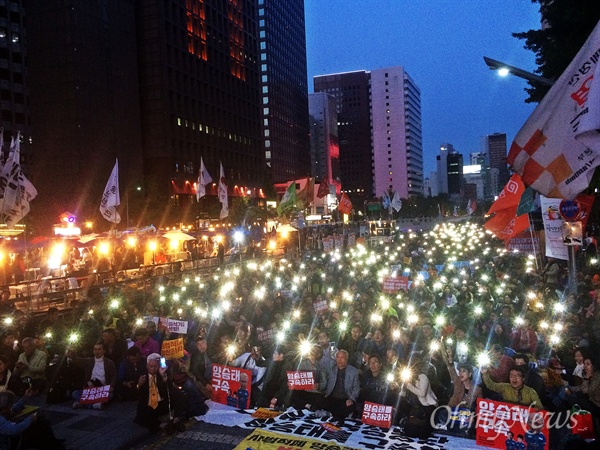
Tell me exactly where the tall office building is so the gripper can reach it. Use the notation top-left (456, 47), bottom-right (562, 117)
top-left (371, 67), bottom-right (423, 199)
top-left (0, 1), bottom-right (30, 173)
top-left (308, 92), bottom-right (339, 184)
top-left (447, 149), bottom-right (463, 196)
top-left (25, 0), bottom-right (143, 229)
top-left (135, 0), bottom-right (264, 222)
top-left (484, 132), bottom-right (508, 194)
top-left (314, 66), bottom-right (423, 203)
top-left (435, 143), bottom-right (453, 195)
top-left (258, 0), bottom-right (309, 183)
top-left (314, 70), bottom-right (371, 203)
top-left (25, 0), bottom-right (269, 228)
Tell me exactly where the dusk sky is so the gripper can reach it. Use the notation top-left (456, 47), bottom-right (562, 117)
top-left (305, 0), bottom-right (543, 177)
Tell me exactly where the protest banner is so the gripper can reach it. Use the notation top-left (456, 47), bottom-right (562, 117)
top-left (251, 408), bottom-right (283, 419)
top-left (257, 328), bottom-right (274, 342)
top-left (362, 401), bottom-right (393, 428)
top-left (381, 275), bottom-right (409, 293)
top-left (234, 428), bottom-right (360, 450)
top-left (475, 398), bottom-right (550, 449)
top-left (286, 371), bottom-right (315, 390)
top-left (313, 299), bottom-right (328, 312)
top-left (79, 385), bottom-right (111, 405)
top-left (158, 317), bottom-right (188, 334)
top-left (161, 338), bottom-right (184, 360)
top-left (211, 364), bottom-right (252, 409)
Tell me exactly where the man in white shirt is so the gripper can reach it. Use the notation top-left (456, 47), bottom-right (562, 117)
top-left (230, 344), bottom-right (266, 407)
top-left (71, 341), bottom-right (116, 409)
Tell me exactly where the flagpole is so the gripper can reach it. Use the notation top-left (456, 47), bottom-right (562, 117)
top-left (527, 213), bottom-right (539, 271)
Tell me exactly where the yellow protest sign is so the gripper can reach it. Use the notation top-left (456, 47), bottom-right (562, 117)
top-left (234, 428), bottom-right (359, 450)
top-left (161, 338), bottom-right (184, 360)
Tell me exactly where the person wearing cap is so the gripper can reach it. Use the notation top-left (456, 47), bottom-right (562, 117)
top-left (189, 336), bottom-right (212, 399)
top-left (134, 353), bottom-right (185, 434)
top-left (480, 365), bottom-right (541, 407)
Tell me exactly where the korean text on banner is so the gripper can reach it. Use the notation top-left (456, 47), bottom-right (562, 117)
top-left (362, 401), bottom-right (393, 428)
top-left (159, 317), bottom-right (188, 334)
top-left (475, 398), bottom-right (550, 449)
top-left (211, 364), bottom-right (253, 409)
top-left (80, 385), bottom-right (111, 405)
top-left (507, 20), bottom-right (600, 200)
top-left (540, 196), bottom-right (568, 261)
top-left (161, 338), bottom-right (184, 360)
top-left (286, 371), bottom-right (315, 390)
top-left (233, 428), bottom-right (360, 450)
top-left (381, 276), bottom-right (409, 293)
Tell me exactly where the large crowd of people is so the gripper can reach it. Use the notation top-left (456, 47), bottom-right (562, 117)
top-left (0, 220), bottom-right (599, 448)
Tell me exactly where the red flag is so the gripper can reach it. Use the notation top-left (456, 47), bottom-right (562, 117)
top-left (338, 193), bottom-right (353, 215)
top-left (487, 174), bottom-right (526, 215)
top-left (317, 177), bottom-right (329, 199)
top-left (484, 205), bottom-right (530, 240)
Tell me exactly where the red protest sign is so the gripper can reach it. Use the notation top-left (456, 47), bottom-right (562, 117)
top-left (475, 399), bottom-right (549, 449)
top-left (211, 364), bottom-right (253, 409)
top-left (80, 385), bottom-right (110, 404)
top-left (382, 275), bottom-right (408, 293)
top-left (361, 401), bottom-right (393, 428)
top-left (286, 371), bottom-right (315, 390)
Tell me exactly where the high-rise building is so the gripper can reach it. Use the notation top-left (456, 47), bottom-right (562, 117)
top-left (371, 66), bottom-right (423, 198)
top-left (308, 92), bottom-right (339, 184)
top-left (25, 0), bottom-right (271, 228)
top-left (25, 0), bottom-right (143, 229)
top-left (135, 0), bottom-right (264, 222)
top-left (314, 71), bottom-right (371, 202)
top-left (0, 1), bottom-right (30, 171)
top-left (258, 0), bottom-right (309, 183)
top-left (436, 143), bottom-right (453, 195)
top-left (314, 66), bottom-right (423, 203)
top-left (483, 132), bottom-right (508, 194)
top-left (447, 150), bottom-right (463, 196)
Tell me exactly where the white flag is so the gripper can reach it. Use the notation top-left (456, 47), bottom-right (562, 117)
top-left (507, 20), bottom-right (600, 199)
top-left (196, 157), bottom-right (212, 201)
top-left (391, 191), bottom-right (402, 212)
top-left (0, 133), bottom-right (37, 226)
top-left (100, 159), bottom-right (121, 223)
top-left (218, 162), bottom-right (228, 219)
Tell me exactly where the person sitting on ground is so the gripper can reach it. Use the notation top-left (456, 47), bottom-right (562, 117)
top-left (289, 344), bottom-right (327, 412)
top-left (167, 356), bottom-right (208, 418)
top-left (102, 328), bottom-right (128, 367)
top-left (188, 336), bottom-right (212, 399)
top-left (13, 337), bottom-right (47, 393)
top-left (133, 328), bottom-right (160, 358)
top-left (257, 346), bottom-right (291, 409)
top-left (134, 353), bottom-right (186, 435)
top-left (71, 341), bottom-right (116, 409)
top-left (358, 354), bottom-right (398, 415)
top-left (0, 389), bottom-right (65, 449)
top-left (513, 353), bottom-right (547, 408)
top-left (0, 356), bottom-right (21, 394)
top-left (481, 365), bottom-right (541, 407)
top-left (116, 346), bottom-right (147, 401)
top-left (323, 349), bottom-right (360, 425)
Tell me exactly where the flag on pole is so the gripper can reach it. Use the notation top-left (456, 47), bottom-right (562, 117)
top-left (218, 162), bottom-right (228, 219)
top-left (391, 191), bottom-right (402, 212)
top-left (100, 159), bottom-right (121, 223)
top-left (338, 192), bottom-right (353, 215)
top-left (486, 174), bottom-right (526, 215)
top-left (296, 177), bottom-right (314, 209)
top-left (317, 176), bottom-right (329, 199)
top-left (382, 191), bottom-right (391, 210)
top-left (484, 207), bottom-right (530, 240)
top-left (0, 133), bottom-right (37, 226)
top-left (277, 182), bottom-right (296, 216)
top-left (507, 20), bottom-right (600, 199)
top-left (196, 157), bottom-right (212, 201)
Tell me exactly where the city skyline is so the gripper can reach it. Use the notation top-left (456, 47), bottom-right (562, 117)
top-left (305, 0), bottom-right (542, 176)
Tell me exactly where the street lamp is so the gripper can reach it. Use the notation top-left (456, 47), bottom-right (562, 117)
top-left (483, 56), bottom-right (554, 86)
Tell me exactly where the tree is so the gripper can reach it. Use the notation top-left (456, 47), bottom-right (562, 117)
top-left (513, 0), bottom-right (600, 103)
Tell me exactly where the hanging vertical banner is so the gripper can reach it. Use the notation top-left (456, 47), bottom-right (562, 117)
top-left (100, 159), bottom-right (121, 223)
top-left (540, 196), bottom-right (568, 260)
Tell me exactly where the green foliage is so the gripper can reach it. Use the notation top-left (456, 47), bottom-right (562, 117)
top-left (513, 0), bottom-right (600, 103)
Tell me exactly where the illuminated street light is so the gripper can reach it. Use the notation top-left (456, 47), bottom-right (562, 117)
top-left (483, 56), bottom-right (554, 86)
